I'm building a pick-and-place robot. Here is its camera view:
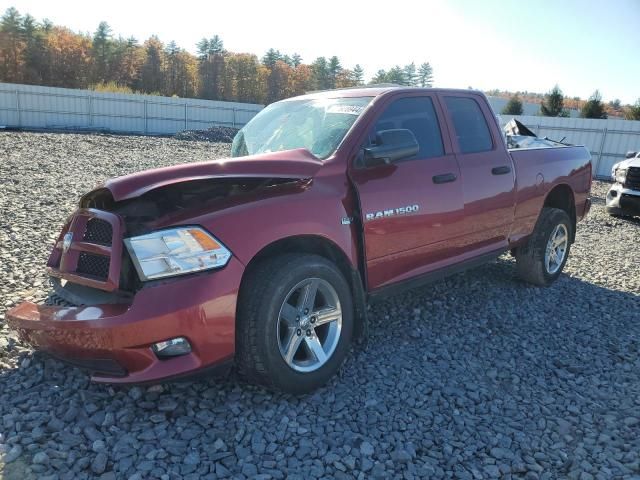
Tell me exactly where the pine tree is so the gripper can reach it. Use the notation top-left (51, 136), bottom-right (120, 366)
top-left (502, 95), bottom-right (524, 115)
top-left (208, 35), bottom-right (224, 54)
top-left (291, 53), bottom-right (302, 67)
top-left (311, 57), bottom-right (329, 90)
top-left (352, 64), bottom-right (364, 85)
top-left (403, 62), bottom-right (417, 87)
top-left (540, 85), bottom-right (568, 117)
top-left (0, 7), bottom-right (25, 82)
top-left (22, 14), bottom-right (48, 84)
top-left (262, 48), bottom-right (281, 68)
top-left (580, 90), bottom-right (607, 119)
top-left (417, 62), bottom-right (433, 87)
top-left (92, 21), bottom-right (112, 83)
top-left (385, 66), bottom-right (406, 85)
top-left (371, 69), bottom-right (388, 84)
top-left (197, 35), bottom-right (226, 100)
top-left (328, 56), bottom-right (341, 89)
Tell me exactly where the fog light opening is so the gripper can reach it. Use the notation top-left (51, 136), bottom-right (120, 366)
top-left (152, 337), bottom-right (192, 359)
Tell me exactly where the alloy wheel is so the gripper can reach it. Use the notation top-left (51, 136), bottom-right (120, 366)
top-left (276, 278), bottom-right (342, 373)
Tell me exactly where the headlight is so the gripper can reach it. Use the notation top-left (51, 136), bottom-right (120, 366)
top-left (124, 227), bottom-right (231, 281)
top-left (614, 168), bottom-right (627, 184)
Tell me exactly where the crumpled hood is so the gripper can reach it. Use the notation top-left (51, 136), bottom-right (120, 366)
top-left (612, 157), bottom-right (640, 173)
top-left (101, 148), bottom-right (322, 202)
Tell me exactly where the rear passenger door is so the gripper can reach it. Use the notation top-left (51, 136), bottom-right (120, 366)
top-left (350, 94), bottom-right (466, 290)
top-left (441, 94), bottom-right (516, 251)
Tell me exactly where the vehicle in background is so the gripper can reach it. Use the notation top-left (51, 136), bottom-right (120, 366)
top-left (607, 151), bottom-right (640, 218)
top-left (6, 87), bottom-right (592, 393)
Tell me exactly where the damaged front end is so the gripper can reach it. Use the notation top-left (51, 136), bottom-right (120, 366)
top-left (49, 175), bottom-right (310, 306)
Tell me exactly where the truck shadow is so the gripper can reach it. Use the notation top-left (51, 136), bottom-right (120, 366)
top-left (1, 257), bottom-right (639, 479)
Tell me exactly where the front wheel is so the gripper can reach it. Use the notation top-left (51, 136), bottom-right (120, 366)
top-left (236, 254), bottom-right (353, 394)
top-left (515, 207), bottom-right (573, 286)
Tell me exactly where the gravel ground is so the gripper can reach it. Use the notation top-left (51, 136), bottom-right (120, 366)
top-left (1, 131), bottom-right (639, 480)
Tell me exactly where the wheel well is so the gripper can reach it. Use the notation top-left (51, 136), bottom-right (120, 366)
top-left (543, 184), bottom-right (576, 241)
top-left (240, 235), bottom-right (367, 339)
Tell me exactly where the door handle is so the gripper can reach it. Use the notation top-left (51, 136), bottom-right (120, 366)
top-left (432, 173), bottom-right (457, 184)
top-left (492, 165), bottom-right (511, 175)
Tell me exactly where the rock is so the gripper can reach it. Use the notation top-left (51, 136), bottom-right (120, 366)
top-left (32, 451), bottom-right (49, 464)
top-left (360, 441), bottom-right (374, 456)
top-left (92, 452), bottom-right (108, 475)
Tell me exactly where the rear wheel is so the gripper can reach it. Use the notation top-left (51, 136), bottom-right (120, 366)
top-left (236, 254), bottom-right (353, 393)
top-left (515, 207), bottom-right (572, 286)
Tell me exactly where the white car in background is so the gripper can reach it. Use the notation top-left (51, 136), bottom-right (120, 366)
top-left (606, 151), bottom-right (640, 218)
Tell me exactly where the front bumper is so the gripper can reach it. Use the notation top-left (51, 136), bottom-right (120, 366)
top-left (605, 184), bottom-right (640, 217)
top-left (6, 258), bottom-right (244, 383)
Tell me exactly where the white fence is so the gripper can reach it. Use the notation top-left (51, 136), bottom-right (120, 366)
top-left (0, 82), bottom-right (263, 135)
top-left (2, 83), bottom-right (639, 180)
top-left (501, 115), bottom-right (640, 180)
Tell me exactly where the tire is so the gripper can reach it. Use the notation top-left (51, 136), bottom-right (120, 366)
top-left (236, 253), bottom-right (354, 394)
top-left (515, 207), bottom-right (573, 287)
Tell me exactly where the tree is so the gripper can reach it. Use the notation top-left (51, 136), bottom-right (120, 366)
top-left (140, 36), bottom-right (164, 93)
top-left (580, 90), bottom-right (607, 119)
top-left (625, 99), bottom-right (640, 121)
top-left (163, 42), bottom-right (197, 97)
top-left (197, 35), bottom-right (226, 100)
top-left (0, 7), bottom-right (25, 82)
top-left (266, 60), bottom-right (292, 103)
top-left (262, 48), bottom-right (281, 68)
top-left (609, 99), bottom-right (621, 111)
top-left (110, 36), bottom-right (143, 89)
top-left (21, 14), bottom-right (48, 84)
top-left (417, 62), bottom-right (433, 87)
top-left (289, 64), bottom-right (313, 97)
top-left (385, 66), bottom-right (406, 85)
top-left (540, 85), bottom-right (568, 117)
top-left (352, 64), bottom-right (364, 85)
top-left (371, 69), bottom-right (388, 84)
top-left (45, 27), bottom-right (92, 88)
top-left (291, 53), bottom-right (302, 67)
top-left (502, 95), bottom-right (524, 115)
top-left (92, 21), bottom-right (112, 83)
top-left (328, 56), bottom-right (341, 88)
top-left (403, 62), bottom-right (417, 87)
top-left (228, 53), bottom-right (261, 103)
top-left (311, 57), bottom-right (330, 90)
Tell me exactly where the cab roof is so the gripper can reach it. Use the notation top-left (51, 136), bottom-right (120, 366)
top-left (285, 85), bottom-right (486, 101)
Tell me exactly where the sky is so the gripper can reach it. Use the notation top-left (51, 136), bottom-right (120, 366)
top-left (3, 0), bottom-right (639, 103)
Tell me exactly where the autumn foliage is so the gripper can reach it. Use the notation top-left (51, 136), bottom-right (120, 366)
top-left (0, 7), bottom-right (378, 104)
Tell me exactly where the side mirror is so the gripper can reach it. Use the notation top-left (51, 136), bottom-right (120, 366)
top-left (363, 129), bottom-right (419, 166)
top-left (625, 151), bottom-right (638, 159)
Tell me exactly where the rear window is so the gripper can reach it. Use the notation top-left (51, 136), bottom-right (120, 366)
top-left (444, 97), bottom-right (493, 154)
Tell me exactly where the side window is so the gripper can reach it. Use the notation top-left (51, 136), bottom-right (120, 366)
top-left (368, 97), bottom-right (444, 159)
top-left (444, 96), bottom-right (493, 154)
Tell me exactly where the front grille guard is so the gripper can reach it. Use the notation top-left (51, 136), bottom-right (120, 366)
top-left (625, 167), bottom-right (640, 190)
top-left (47, 209), bottom-right (125, 292)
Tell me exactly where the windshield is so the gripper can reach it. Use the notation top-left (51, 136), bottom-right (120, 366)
top-left (231, 97), bottom-right (372, 160)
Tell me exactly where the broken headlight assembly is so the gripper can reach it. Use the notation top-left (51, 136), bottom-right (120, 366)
top-left (124, 227), bottom-right (231, 281)
top-left (614, 168), bottom-right (627, 184)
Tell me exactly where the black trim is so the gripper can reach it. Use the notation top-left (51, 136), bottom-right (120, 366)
top-left (368, 248), bottom-right (506, 302)
top-left (350, 268), bottom-right (369, 343)
top-left (48, 353), bottom-right (128, 377)
top-left (432, 172), bottom-right (457, 184)
top-left (491, 165), bottom-right (511, 175)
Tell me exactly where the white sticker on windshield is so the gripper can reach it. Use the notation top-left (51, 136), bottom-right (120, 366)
top-left (326, 104), bottom-right (365, 115)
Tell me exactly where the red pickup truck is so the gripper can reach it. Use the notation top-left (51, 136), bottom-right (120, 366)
top-left (7, 87), bottom-right (592, 393)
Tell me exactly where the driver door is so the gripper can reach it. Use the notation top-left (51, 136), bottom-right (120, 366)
top-left (349, 94), bottom-right (465, 290)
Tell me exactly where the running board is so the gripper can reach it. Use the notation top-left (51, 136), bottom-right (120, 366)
top-left (368, 248), bottom-right (507, 303)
